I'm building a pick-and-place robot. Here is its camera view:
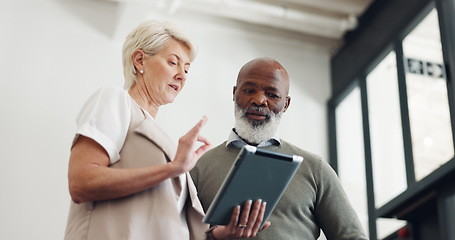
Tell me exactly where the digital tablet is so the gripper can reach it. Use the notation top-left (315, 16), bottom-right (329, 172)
top-left (202, 145), bottom-right (303, 228)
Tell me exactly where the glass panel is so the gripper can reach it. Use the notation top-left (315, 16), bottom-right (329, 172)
top-left (402, 8), bottom-right (454, 181)
top-left (367, 51), bottom-right (407, 210)
top-left (335, 86), bottom-right (369, 235)
top-left (377, 218), bottom-right (407, 240)
top-left (367, 51), bottom-right (408, 238)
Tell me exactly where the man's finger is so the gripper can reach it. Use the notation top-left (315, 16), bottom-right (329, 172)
top-left (229, 205), bottom-right (241, 228)
top-left (251, 201), bottom-right (267, 234)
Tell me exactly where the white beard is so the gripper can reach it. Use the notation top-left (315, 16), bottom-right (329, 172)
top-left (234, 105), bottom-right (283, 145)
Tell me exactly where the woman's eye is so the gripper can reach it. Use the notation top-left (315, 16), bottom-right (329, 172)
top-left (169, 61), bottom-right (176, 66)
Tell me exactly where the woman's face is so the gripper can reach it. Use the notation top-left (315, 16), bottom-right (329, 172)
top-left (141, 38), bottom-right (191, 106)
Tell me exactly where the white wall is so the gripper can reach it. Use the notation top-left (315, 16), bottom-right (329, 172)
top-left (0, 0), bottom-right (332, 239)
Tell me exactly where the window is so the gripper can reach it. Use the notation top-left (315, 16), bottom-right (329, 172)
top-left (366, 51), bottom-right (408, 238)
top-left (330, 2), bottom-right (455, 239)
top-left (366, 51), bottom-right (407, 208)
top-left (402, 8), bottom-right (454, 181)
top-left (335, 86), bottom-right (369, 235)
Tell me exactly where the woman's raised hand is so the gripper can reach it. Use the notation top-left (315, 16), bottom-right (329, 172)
top-left (170, 116), bottom-right (212, 176)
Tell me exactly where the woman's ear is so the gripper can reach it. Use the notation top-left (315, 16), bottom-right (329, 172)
top-left (132, 49), bottom-right (145, 73)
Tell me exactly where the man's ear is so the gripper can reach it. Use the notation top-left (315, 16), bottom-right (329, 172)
top-left (283, 96), bottom-right (291, 113)
top-left (132, 49), bottom-right (145, 73)
top-left (232, 86), bottom-right (237, 101)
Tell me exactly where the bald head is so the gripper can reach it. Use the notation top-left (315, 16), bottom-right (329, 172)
top-left (236, 57), bottom-right (290, 95)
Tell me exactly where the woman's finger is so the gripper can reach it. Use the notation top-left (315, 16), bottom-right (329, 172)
top-left (185, 116), bottom-right (208, 139)
top-left (194, 135), bottom-right (212, 158)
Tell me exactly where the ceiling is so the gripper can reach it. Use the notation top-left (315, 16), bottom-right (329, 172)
top-left (101, 0), bottom-right (375, 41)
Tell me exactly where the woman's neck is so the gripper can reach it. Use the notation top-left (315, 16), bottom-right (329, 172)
top-left (128, 85), bottom-right (159, 118)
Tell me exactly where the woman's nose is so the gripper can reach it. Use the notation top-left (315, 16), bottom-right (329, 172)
top-left (175, 68), bottom-right (187, 81)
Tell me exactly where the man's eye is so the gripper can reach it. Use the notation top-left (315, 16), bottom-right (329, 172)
top-left (268, 93), bottom-right (280, 98)
top-left (243, 89), bottom-right (254, 94)
top-left (169, 61), bottom-right (176, 65)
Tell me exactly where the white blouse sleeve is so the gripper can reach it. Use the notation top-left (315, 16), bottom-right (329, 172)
top-left (73, 86), bottom-right (131, 164)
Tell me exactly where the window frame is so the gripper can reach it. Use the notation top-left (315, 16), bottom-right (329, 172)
top-left (328, 0), bottom-right (455, 239)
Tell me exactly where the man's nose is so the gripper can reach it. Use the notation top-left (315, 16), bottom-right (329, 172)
top-left (251, 93), bottom-right (267, 107)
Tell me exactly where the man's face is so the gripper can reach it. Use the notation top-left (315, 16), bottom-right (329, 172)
top-left (233, 61), bottom-right (290, 126)
top-left (233, 59), bottom-right (290, 144)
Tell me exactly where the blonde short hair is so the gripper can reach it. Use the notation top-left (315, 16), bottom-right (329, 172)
top-left (122, 20), bottom-right (197, 90)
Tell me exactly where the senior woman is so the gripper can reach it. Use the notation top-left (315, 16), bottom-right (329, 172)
top-left (64, 20), bottom-right (268, 240)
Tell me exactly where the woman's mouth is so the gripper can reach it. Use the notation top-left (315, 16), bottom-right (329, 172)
top-left (169, 84), bottom-right (179, 91)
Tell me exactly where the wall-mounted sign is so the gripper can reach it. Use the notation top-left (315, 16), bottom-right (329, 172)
top-left (406, 57), bottom-right (444, 78)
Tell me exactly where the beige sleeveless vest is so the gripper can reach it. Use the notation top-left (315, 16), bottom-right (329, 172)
top-left (65, 100), bottom-right (208, 240)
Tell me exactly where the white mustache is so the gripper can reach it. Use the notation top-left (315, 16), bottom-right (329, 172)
top-left (243, 106), bottom-right (271, 119)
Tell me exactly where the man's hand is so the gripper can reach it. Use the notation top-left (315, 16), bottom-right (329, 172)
top-left (212, 199), bottom-right (271, 239)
